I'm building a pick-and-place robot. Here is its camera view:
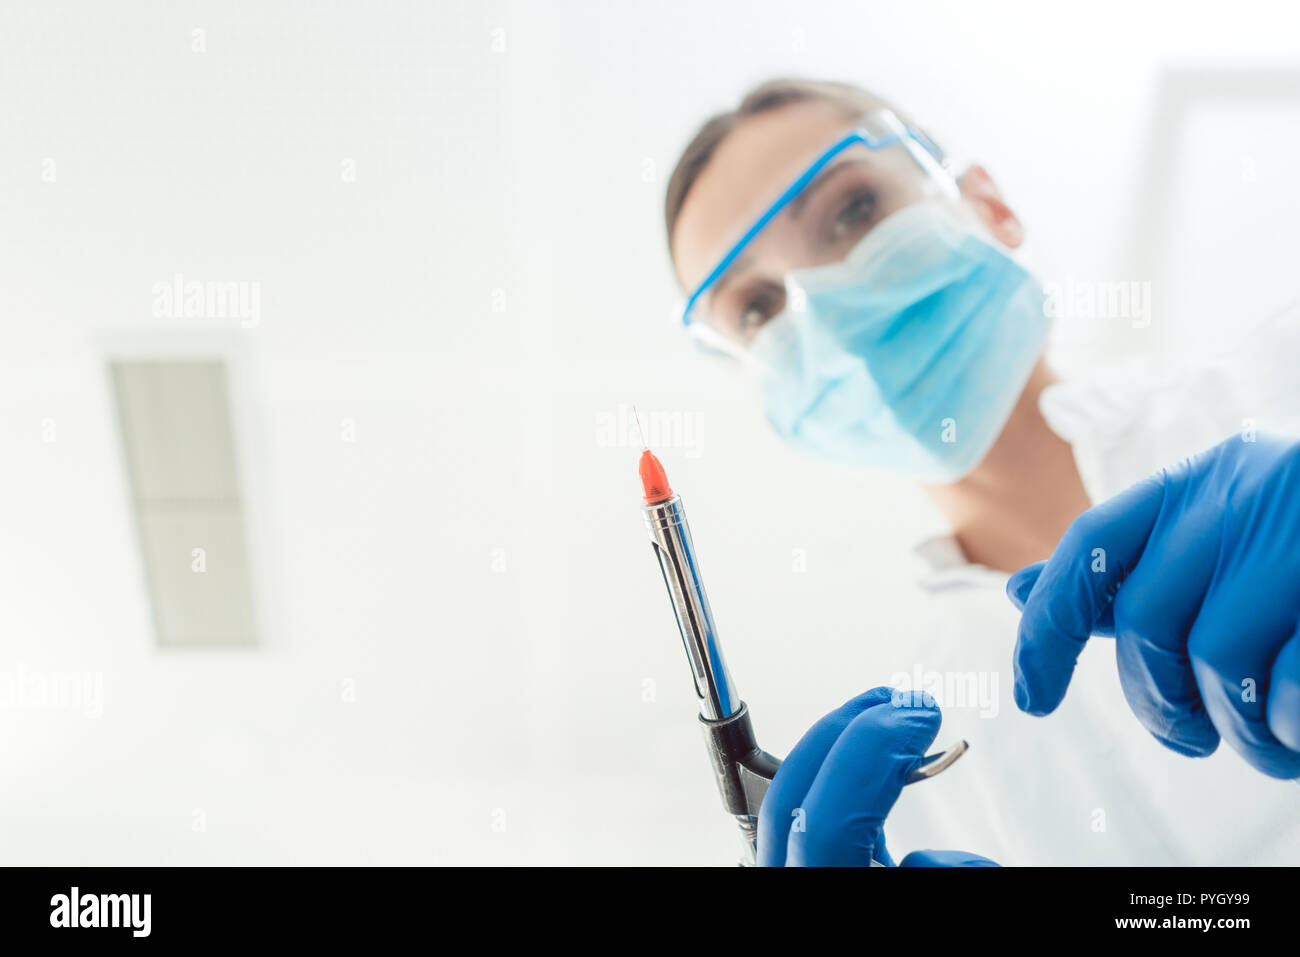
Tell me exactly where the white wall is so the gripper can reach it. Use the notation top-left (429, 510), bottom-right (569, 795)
top-left (1, 0), bottom-right (1298, 865)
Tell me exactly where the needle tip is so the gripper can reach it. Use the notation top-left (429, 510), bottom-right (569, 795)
top-left (631, 405), bottom-right (649, 451)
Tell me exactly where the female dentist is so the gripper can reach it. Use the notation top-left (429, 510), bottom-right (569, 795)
top-left (663, 78), bottom-right (1300, 865)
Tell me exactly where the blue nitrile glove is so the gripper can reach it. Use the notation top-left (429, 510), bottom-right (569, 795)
top-left (756, 686), bottom-right (998, 867)
top-left (1008, 433), bottom-right (1300, 779)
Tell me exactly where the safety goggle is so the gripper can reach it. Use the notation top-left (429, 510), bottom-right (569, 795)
top-left (680, 109), bottom-right (959, 353)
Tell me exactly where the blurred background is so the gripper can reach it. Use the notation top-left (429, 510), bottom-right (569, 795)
top-left (2, 0), bottom-right (1299, 865)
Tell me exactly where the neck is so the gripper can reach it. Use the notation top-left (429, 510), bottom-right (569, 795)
top-left (922, 360), bottom-right (1091, 573)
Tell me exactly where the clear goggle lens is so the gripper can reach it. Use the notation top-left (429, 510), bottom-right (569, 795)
top-left (681, 110), bottom-right (958, 353)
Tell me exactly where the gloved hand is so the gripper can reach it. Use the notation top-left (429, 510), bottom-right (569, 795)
top-left (756, 686), bottom-right (997, 866)
top-left (1008, 433), bottom-right (1300, 779)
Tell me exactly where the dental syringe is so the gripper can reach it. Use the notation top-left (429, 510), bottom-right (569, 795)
top-left (637, 441), bottom-right (967, 865)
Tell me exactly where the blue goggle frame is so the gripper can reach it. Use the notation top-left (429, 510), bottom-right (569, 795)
top-left (681, 120), bottom-right (948, 328)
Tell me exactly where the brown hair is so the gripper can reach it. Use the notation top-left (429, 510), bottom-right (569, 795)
top-left (663, 78), bottom-right (898, 260)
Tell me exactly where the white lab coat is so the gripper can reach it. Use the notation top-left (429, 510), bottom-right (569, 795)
top-left (882, 304), bottom-right (1300, 866)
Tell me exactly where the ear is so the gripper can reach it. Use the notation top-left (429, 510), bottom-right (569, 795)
top-left (957, 164), bottom-right (1023, 249)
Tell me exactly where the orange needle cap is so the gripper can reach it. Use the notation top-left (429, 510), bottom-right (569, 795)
top-left (639, 449), bottom-right (674, 504)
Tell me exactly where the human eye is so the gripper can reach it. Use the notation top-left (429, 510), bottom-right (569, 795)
top-left (830, 188), bottom-right (879, 240)
top-left (734, 284), bottom-right (786, 339)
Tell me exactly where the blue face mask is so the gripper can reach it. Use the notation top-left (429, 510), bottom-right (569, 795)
top-left (749, 200), bottom-right (1049, 484)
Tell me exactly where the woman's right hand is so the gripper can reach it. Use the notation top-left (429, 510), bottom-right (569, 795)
top-left (756, 686), bottom-right (998, 867)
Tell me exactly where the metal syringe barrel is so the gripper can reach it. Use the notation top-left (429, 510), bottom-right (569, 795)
top-left (642, 483), bottom-right (968, 865)
top-left (642, 493), bottom-right (740, 721)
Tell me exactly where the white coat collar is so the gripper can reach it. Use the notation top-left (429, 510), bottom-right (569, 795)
top-left (912, 349), bottom-right (1273, 589)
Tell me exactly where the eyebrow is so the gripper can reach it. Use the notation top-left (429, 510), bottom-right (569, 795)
top-left (704, 251), bottom-right (754, 303)
top-left (786, 159), bottom-right (862, 219)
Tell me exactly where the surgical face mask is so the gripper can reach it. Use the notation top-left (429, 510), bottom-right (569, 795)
top-left (747, 200), bottom-right (1048, 483)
